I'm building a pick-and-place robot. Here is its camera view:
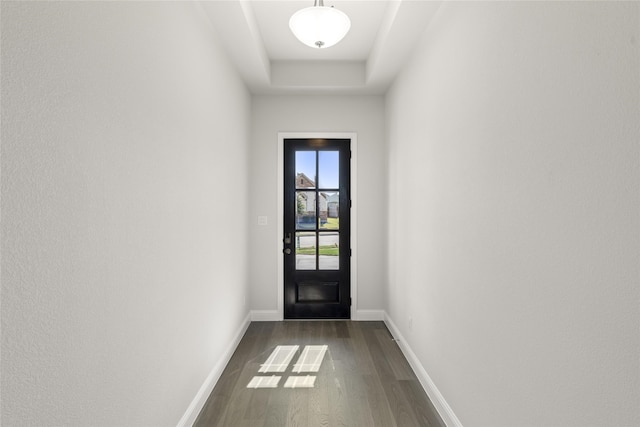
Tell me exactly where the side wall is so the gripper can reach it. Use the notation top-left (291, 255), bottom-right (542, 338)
top-left (1, 3), bottom-right (250, 426)
top-left (249, 95), bottom-right (386, 317)
top-left (386, 2), bottom-right (639, 426)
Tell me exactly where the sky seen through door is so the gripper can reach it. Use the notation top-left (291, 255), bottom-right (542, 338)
top-left (296, 151), bottom-right (339, 189)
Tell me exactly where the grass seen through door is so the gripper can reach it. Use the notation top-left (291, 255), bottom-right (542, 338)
top-left (296, 245), bottom-right (339, 256)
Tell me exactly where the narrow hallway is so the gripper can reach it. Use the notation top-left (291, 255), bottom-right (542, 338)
top-left (2, 2), bottom-right (638, 426)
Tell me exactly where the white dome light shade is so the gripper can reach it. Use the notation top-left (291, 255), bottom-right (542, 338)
top-left (289, 5), bottom-right (351, 49)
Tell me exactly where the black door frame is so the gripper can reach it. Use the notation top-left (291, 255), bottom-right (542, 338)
top-left (277, 132), bottom-right (357, 320)
top-left (283, 138), bottom-right (350, 319)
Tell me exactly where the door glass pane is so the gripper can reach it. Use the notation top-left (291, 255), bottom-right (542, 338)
top-left (296, 151), bottom-right (316, 189)
top-left (296, 232), bottom-right (316, 270)
top-left (318, 232), bottom-right (339, 270)
top-left (319, 192), bottom-right (339, 230)
top-left (296, 191), bottom-right (316, 230)
top-left (318, 151), bottom-right (339, 189)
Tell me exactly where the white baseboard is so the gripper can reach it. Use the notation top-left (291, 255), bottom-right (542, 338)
top-left (250, 310), bottom-right (386, 321)
top-left (251, 309), bottom-right (385, 321)
top-left (354, 309), bottom-right (385, 321)
top-left (177, 312), bottom-right (251, 427)
top-left (383, 312), bottom-right (463, 427)
top-left (250, 310), bottom-right (280, 321)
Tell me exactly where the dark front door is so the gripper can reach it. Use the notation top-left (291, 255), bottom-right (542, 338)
top-left (283, 138), bottom-right (351, 319)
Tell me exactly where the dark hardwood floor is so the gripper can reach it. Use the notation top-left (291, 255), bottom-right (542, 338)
top-left (194, 321), bottom-right (445, 427)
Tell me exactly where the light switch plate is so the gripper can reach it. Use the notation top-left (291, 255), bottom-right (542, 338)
top-left (257, 216), bottom-right (268, 226)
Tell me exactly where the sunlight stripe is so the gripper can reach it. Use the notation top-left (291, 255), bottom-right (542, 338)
top-left (246, 376), bottom-right (281, 389)
top-left (258, 345), bottom-right (299, 373)
top-left (284, 376), bottom-right (316, 388)
top-left (292, 345), bottom-right (328, 373)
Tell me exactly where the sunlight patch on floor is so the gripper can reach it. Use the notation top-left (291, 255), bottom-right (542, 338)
top-left (284, 375), bottom-right (316, 388)
top-left (258, 345), bottom-right (299, 373)
top-left (246, 376), bottom-right (281, 389)
top-left (293, 345), bottom-right (328, 373)
top-left (248, 344), bottom-right (329, 389)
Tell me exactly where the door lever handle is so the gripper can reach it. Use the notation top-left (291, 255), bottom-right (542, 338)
top-left (283, 248), bottom-right (292, 255)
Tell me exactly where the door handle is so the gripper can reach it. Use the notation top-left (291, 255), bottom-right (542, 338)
top-left (283, 248), bottom-right (292, 255)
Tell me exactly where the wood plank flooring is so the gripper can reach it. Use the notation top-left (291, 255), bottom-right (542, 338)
top-left (194, 321), bottom-right (445, 427)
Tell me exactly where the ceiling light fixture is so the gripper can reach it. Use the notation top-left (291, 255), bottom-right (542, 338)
top-left (289, 0), bottom-right (351, 49)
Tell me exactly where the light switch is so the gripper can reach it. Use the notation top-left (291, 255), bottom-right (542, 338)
top-left (257, 216), bottom-right (268, 226)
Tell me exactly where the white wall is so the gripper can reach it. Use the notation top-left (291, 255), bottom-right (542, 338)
top-left (249, 95), bottom-right (386, 315)
top-left (1, 2), bottom-right (250, 426)
top-left (386, 2), bottom-right (639, 426)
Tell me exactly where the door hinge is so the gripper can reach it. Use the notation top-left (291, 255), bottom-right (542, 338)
top-left (349, 200), bottom-right (352, 208)
top-left (349, 297), bottom-right (352, 306)
top-left (350, 248), bottom-right (352, 257)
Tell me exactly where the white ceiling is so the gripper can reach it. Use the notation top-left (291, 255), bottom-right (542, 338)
top-left (199, 0), bottom-right (443, 94)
